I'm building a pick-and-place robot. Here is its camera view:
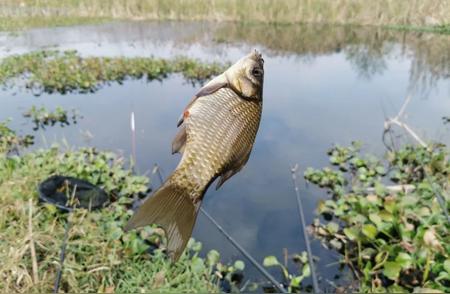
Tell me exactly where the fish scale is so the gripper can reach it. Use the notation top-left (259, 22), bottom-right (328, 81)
top-left (170, 87), bottom-right (262, 199)
top-left (125, 50), bottom-right (264, 261)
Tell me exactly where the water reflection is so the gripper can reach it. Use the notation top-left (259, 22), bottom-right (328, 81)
top-left (1, 21), bottom-right (449, 94)
top-left (0, 21), bottom-right (449, 288)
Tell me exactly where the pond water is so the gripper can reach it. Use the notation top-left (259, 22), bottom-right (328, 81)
top-left (1, 21), bottom-right (449, 290)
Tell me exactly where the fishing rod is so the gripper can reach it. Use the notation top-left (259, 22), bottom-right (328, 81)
top-left (291, 164), bottom-right (320, 293)
top-left (53, 219), bottom-right (71, 293)
top-left (200, 207), bottom-right (287, 293)
top-left (152, 164), bottom-right (287, 293)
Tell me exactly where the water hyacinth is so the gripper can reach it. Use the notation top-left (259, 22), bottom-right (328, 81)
top-left (305, 143), bottom-right (450, 292)
top-left (0, 50), bottom-right (229, 95)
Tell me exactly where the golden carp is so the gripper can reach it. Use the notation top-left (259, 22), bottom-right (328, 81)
top-left (125, 50), bottom-right (264, 260)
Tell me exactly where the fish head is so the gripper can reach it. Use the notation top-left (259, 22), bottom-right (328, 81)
top-left (225, 50), bottom-right (264, 100)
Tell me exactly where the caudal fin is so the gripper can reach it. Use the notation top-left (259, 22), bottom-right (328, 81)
top-left (125, 183), bottom-right (200, 261)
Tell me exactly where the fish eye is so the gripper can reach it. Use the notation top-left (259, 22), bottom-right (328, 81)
top-left (251, 67), bottom-right (263, 78)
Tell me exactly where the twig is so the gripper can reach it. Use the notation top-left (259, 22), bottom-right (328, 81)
top-left (291, 164), bottom-right (320, 293)
top-left (200, 208), bottom-right (287, 293)
top-left (366, 184), bottom-right (415, 193)
top-left (28, 199), bottom-right (39, 284)
top-left (384, 94), bottom-right (427, 147)
top-left (130, 111), bottom-right (137, 172)
top-left (384, 95), bottom-right (449, 223)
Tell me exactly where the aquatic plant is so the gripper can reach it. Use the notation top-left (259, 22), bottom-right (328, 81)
top-left (0, 144), bottom-right (245, 292)
top-left (23, 105), bottom-right (81, 130)
top-left (0, 50), bottom-right (229, 95)
top-left (0, 119), bottom-right (34, 154)
top-left (263, 252), bottom-right (311, 293)
top-left (305, 142), bottom-right (450, 292)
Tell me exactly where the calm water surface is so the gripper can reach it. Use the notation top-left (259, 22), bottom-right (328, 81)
top-left (1, 21), bottom-right (449, 289)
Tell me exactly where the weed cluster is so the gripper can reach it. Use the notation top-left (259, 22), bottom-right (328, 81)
top-left (23, 105), bottom-right (81, 130)
top-left (0, 50), bottom-right (228, 95)
top-left (305, 142), bottom-right (450, 292)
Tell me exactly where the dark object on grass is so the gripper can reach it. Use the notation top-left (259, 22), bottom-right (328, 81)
top-left (38, 175), bottom-right (109, 212)
top-left (38, 175), bottom-right (109, 293)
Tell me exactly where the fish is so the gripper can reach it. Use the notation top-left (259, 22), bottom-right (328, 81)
top-left (125, 50), bottom-right (264, 261)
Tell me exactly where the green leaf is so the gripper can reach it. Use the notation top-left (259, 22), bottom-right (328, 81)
top-left (192, 241), bottom-right (202, 252)
top-left (191, 257), bottom-right (205, 273)
top-left (395, 253), bottom-right (412, 269)
top-left (290, 275), bottom-right (303, 288)
top-left (362, 224), bottom-right (378, 239)
top-left (444, 260), bottom-right (450, 273)
top-left (369, 213), bottom-right (383, 228)
top-left (206, 250), bottom-right (220, 266)
top-left (326, 222), bottom-right (339, 234)
top-left (329, 238), bottom-right (342, 250)
top-left (383, 261), bottom-right (401, 280)
top-left (263, 256), bottom-right (280, 267)
top-left (302, 263), bottom-right (311, 277)
top-left (234, 260), bottom-right (245, 271)
top-left (379, 210), bottom-right (394, 222)
top-left (343, 227), bottom-right (359, 241)
top-left (375, 166), bottom-right (386, 175)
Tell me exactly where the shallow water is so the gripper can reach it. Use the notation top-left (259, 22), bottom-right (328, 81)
top-left (1, 21), bottom-right (449, 289)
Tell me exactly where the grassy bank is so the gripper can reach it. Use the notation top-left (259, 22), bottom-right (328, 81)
top-left (0, 123), bottom-right (246, 293)
top-left (0, 0), bottom-right (449, 32)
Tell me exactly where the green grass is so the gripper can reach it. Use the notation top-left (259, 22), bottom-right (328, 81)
top-left (0, 50), bottom-right (229, 95)
top-left (385, 24), bottom-right (450, 34)
top-left (0, 128), bottom-right (245, 292)
top-left (1, 0), bottom-right (449, 32)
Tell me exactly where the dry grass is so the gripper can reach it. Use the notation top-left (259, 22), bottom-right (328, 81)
top-left (1, 0), bottom-right (449, 28)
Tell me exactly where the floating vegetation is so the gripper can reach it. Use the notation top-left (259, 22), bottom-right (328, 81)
top-left (0, 144), bottom-right (246, 292)
top-left (305, 143), bottom-right (450, 292)
top-left (263, 252), bottom-right (311, 292)
top-left (23, 105), bottom-right (81, 130)
top-left (0, 50), bottom-right (229, 95)
top-left (0, 119), bottom-right (34, 154)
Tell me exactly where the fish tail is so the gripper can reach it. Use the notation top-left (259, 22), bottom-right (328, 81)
top-left (124, 180), bottom-right (201, 261)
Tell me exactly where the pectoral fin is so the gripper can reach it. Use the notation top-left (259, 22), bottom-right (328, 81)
top-left (176, 80), bottom-right (228, 127)
top-left (172, 124), bottom-right (187, 154)
top-left (216, 152), bottom-right (251, 190)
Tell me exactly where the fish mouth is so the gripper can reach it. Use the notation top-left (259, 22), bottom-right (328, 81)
top-left (247, 49), bottom-right (264, 66)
